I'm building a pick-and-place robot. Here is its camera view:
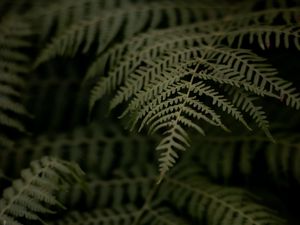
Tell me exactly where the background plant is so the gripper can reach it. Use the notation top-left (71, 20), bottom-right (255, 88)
top-left (1, 0), bottom-right (300, 224)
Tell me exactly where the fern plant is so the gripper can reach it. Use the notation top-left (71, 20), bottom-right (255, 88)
top-left (0, 156), bottom-right (85, 225)
top-left (1, 0), bottom-right (300, 225)
top-left (35, 0), bottom-right (300, 179)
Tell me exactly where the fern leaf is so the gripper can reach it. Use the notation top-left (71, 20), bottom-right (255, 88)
top-left (35, 0), bottom-right (226, 66)
top-left (190, 133), bottom-right (267, 182)
top-left (190, 132), bottom-right (300, 184)
top-left (0, 156), bottom-right (85, 225)
top-left (84, 6), bottom-right (300, 83)
top-left (0, 121), bottom-right (158, 180)
top-left (58, 165), bottom-right (156, 209)
top-left (265, 134), bottom-right (300, 183)
top-left (0, 16), bottom-right (31, 147)
top-left (90, 41), bottom-right (299, 177)
top-left (227, 88), bottom-right (273, 140)
top-left (165, 171), bottom-right (286, 225)
top-left (156, 124), bottom-right (191, 182)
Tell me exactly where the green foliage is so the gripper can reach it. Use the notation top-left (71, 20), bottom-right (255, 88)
top-left (35, 0), bottom-right (300, 178)
top-left (0, 15), bottom-right (31, 147)
top-left (163, 168), bottom-right (286, 225)
top-left (0, 156), bottom-right (85, 225)
top-left (1, 0), bottom-right (300, 225)
top-left (190, 131), bottom-right (300, 183)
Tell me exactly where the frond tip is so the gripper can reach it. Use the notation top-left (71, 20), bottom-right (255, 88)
top-left (156, 124), bottom-right (191, 183)
top-left (0, 156), bottom-right (85, 225)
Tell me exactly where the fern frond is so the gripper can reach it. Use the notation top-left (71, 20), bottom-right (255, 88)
top-left (165, 171), bottom-right (286, 225)
top-left (190, 132), bottom-right (300, 184)
top-left (130, 63), bottom-right (253, 178)
top-left (0, 15), bottom-right (31, 147)
top-left (265, 134), bottom-right (300, 183)
top-left (90, 40), bottom-right (299, 177)
top-left (31, 0), bottom-right (132, 40)
top-left (0, 156), bottom-right (84, 225)
top-left (156, 124), bottom-right (191, 182)
top-left (88, 27), bottom-right (300, 113)
top-left (58, 165), bottom-right (156, 209)
top-left (0, 122), bottom-right (158, 179)
top-left (84, 5), bottom-right (300, 82)
top-left (87, 20), bottom-right (300, 177)
top-left (35, 0), bottom-right (227, 66)
top-left (227, 88), bottom-right (273, 140)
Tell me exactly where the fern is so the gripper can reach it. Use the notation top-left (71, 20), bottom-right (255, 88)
top-left (1, 1), bottom-right (300, 224)
top-left (58, 165), bottom-right (156, 209)
top-left (34, 0), bottom-right (229, 66)
top-left (0, 121), bottom-right (158, 178)
top-left (163, 167), bottom-right (286, 225)
top-left (100, 43), bottom-right (299, 178)
top-left (0, 15), bottom-right (31, 147)
top-left (80, 1), bottom-right (300, 178)
top-left (0, 156), bottom-right (85, 225)
top-left (190, 131), bottom-right (300, 184)
top-left (33, 0), bottom-right (300, 178)
top-left (84, 4), bottom-right (300, 84)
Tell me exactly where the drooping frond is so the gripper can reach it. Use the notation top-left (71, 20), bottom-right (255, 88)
top-left (0, 156), bottom-right (85, 225)
top-left (89, 40), bottom-right (299, 178)
top-left (34, 0), bottom-right (228, 66)
top-left (164, 168), bottom-right (286, 225)
top-left (0, 15), bottom-right (32, 147)
top-left (82, 0), bottom-right (300, 178)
